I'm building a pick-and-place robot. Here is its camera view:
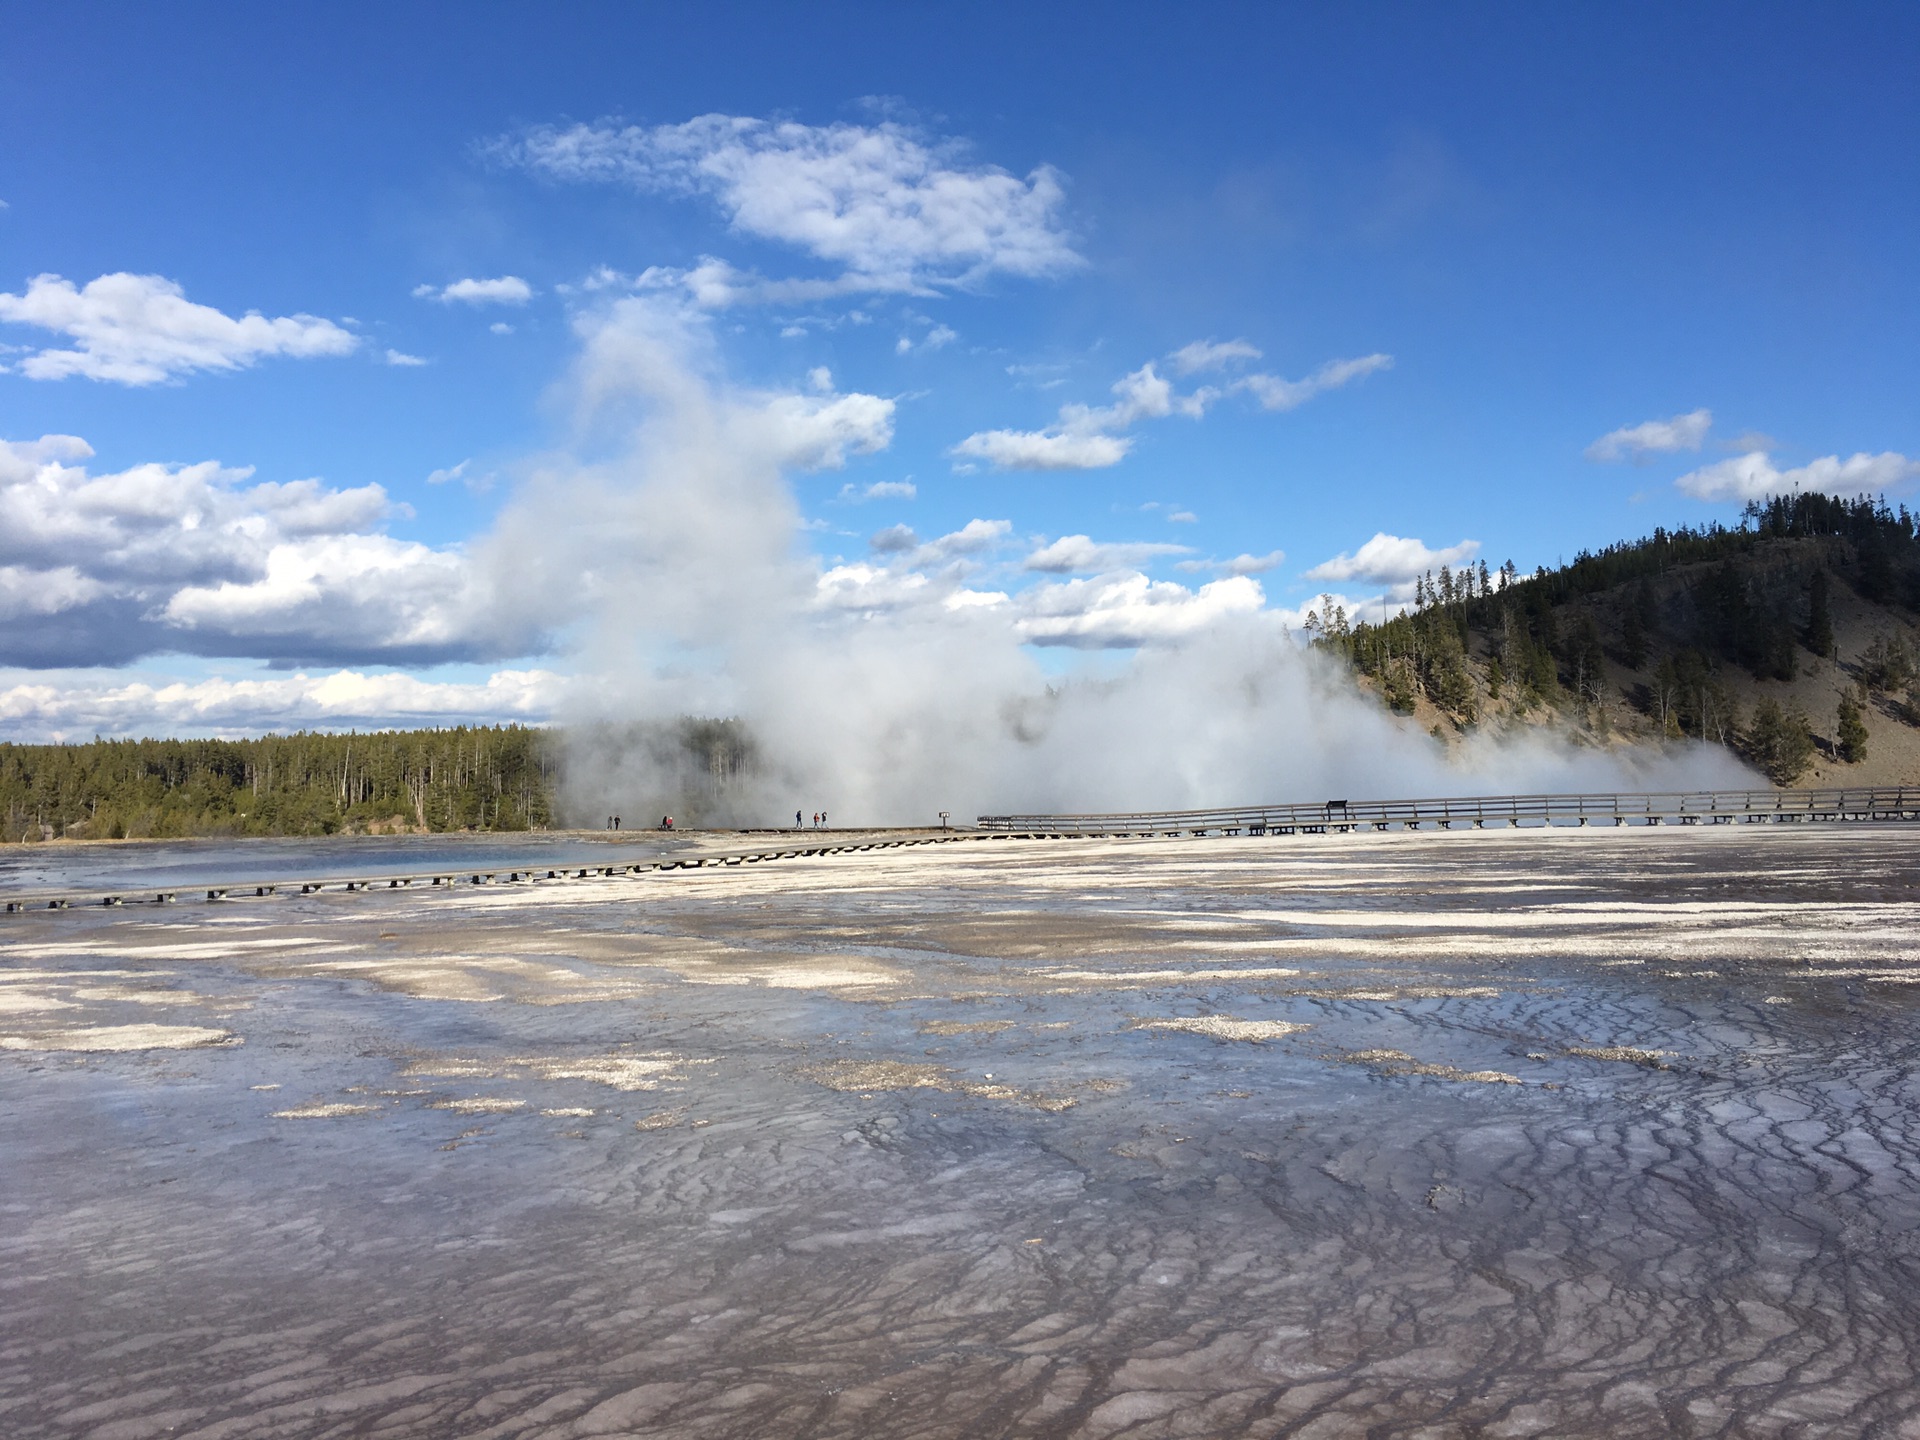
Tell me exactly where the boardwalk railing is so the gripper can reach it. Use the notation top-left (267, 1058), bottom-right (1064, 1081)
top-left (977, 787), bottom-right (1920, 835)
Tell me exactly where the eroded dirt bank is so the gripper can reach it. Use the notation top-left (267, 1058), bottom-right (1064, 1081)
top-left (4, 828), bottom-right (1919, 1437)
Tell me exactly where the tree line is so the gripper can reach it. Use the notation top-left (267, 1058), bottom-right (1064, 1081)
top-left (1, 727), bottom-right (559, 842)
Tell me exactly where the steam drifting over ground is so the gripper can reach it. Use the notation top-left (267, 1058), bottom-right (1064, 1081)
top-left (527, 294), bottom-right (1754, 825)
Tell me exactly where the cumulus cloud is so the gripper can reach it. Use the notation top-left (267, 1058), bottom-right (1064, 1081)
top-left (500, 114), bottom-right (1078, 292)
top-left (159, 534), bottom-right (489, 659)
top-left (812, 562), bottom-right (931, 615)
top-left (1235, 353), bottom-right (1393, 411)
top-left (414, 276), bottom-right (534, 305)
top-left (0, 668), bottom-right (567, 741)
top-left (950, 428), bottom-right (1133, 471)
top-left (758, 388), bottom-right (895, 469)
top-left (918, 518), bottom-right (1012, 560)
top-left (1022, 535), bottom-right (1194, 573)
top-left (1674, 449), bottom-right (1920, 503)
top-left (0, 433), bottom-right (536, 668)
top-left (383, 349), bottom-right (427, 366)
top-left (1304, 533), bottom-right (1480, 586)
top-left (1016, 573), bottom-right (1268, 648)
top-left (0, 272), bottom-right (356, 385)
top-left (869, 524), bottom-right (918, 553)
top-left (1586, 408), bottom-right (1712, 462)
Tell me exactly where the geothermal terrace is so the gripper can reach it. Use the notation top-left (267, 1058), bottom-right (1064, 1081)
top-left (4, 825), bottom-right (1920, 1436)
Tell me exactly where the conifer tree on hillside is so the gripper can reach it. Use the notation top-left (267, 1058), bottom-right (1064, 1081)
top-left (1746, 698), bottom-right (1815, 784)
top-left (1806, 568), bottom-right (1834, 659)
top-left (1836, 688), bottom-right (1869, 764)
top-left (1619, 581), bottom-right (1654, 670)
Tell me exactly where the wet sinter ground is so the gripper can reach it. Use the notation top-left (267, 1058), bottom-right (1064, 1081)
top-left (3, 826), bottom-right (1920, 1439)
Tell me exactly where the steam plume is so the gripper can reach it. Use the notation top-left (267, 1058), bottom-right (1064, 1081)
top-left (485, 296), bottom-right (1756, 826)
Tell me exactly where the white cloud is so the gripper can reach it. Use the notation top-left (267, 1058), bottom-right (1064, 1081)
top-left (0, 432), bottom-right (531, 668)
top-left (383, 349), bottom-right (427, 366)
top-left (0, 668), bottom-right (567, 740)
top-left (1674, 449), bottom-right (1920, 503)
top-left (160, 534), bottom-right (488, 657)
top-left (812, 520), bottom-right (1014, 617)
top-left (1023, 535), bottom-right (1194, 573)
top-left (950, 360), bottom-right (1207, 472)
top-left (896, 323), bottom-right (958, 355)
top-left (0, 564), bottom-right (108, 622)
top-left (758, 388), bottom-right (895, 469)
top-left (955, 345), bottom-right (1388, 472)
top-left (919, 518), bottom-right (1011, 559)
top-left (414, 276), bottom-right (534, 306)
top-left (0, 273), bottom-right (356, 385)
top-left (1235, 353), bottom-right (1393, 411)
top-left (950, 428), bottom-right (1133, 471)
top-left (1016, 573), bottom-right (1267, 648)
top-left (1586, 408), bottom-right (1712, 462)
top-left (502, 115), bottom-right (1078, 292)
top-left (1167, 510), bottom-right (1197, 524)
top-left (426, 459), bottom-right (494, 494)
top-left (1178, 550), bottom-right (1285, 576)
top-left (490, 322), bottom-right (515, 335)
top-left (854, 479), bottom-right (916, 500)
top-left (1304, 533), bottom-right (1480, 586)
top-left (943, 588), bottom-right (1007, 610)
top-left (1168, 338), bottom-right (1261, 375)
top-left (813, 562), bottom-right (931, 614)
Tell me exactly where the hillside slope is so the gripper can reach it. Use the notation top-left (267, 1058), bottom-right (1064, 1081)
top-left (1312, 493), bottom-right (1920, 787)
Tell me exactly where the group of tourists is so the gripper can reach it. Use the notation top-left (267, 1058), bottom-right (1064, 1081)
top-left (795, 810), bottom-right (829, 829)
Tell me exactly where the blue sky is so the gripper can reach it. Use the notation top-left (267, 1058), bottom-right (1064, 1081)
top-left (2, 2), bottom-right (1916, 737)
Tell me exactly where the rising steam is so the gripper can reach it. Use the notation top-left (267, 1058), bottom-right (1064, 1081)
top-left (482, 295), bottom-right (1756, 826)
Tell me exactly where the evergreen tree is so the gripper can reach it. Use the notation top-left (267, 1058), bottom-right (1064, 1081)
top-left (1805, 568), bottom-right (1834, 658)
top-left (1836, 688), bottom-right (1869, 763)
top-left (1619, 588), bottom-right (1649, 670)
top-left (1860, 633), bottom-right (1914, 692)
top-left (1382, 660), bottom-right (1417, 714)
top-left (1745, 699), bottom-right (1815, 784)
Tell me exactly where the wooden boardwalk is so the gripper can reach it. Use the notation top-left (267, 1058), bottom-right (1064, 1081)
top-left (977, 786), bottom-right (1920, 835)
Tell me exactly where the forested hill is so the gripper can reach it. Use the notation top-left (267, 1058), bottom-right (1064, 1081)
top-left (0, 718), bottom-right (760, 842)
top-left (1310, 492), bottom-right (1920, 785)
top-left (1, 727), bottom-right (560, 842)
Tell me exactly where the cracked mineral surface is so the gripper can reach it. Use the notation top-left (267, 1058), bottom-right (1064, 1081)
top-left (3, 826), bottom-right (1920, 1437)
